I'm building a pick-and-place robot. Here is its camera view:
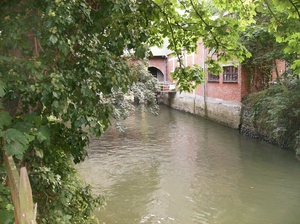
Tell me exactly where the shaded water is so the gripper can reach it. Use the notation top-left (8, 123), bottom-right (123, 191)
top-left (77, 106), bottom-right (300, 224)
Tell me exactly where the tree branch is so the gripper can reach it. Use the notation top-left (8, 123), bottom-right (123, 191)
top-left (188, 0), bottom-right (220, 50)
top-left (288, 0), bottom-right (300, 19)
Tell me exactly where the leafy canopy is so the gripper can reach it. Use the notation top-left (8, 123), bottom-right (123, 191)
top-left (0, 0), bottom-right (161, 222)
top-left (0, 0), bottom-right (300, 223)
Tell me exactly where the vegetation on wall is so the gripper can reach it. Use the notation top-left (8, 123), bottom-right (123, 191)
top-left (240, 24), bottom-right (285, 91)
top-left (239, 10), bottom-right (298, 92)
top-left (238, 0), bottom-right (300, 157)
top-left (242, 78), bottom-right (300, 156)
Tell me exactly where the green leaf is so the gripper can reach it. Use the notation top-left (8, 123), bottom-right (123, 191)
top-left (0, 80), bottom-right (6, 97)
top-left (2, 141), bottom-right (26, 159)
top-left (53, 91), bottom-right (58, 98)
top-left (24, 133), bottom-right (35, 142)
top-left (0, 112), bottom-right (11, 128)
top-left (0, 209), bottom-right (14, 224)
top-left (58, 43), bottom-right (69, 56)
top-left (12, 122), bottom-right (34, 133)
top-left (1, 128), bottom-right (29, 145)
top-left (36, 125), bottom-right (50, 143)
top-left (49, 35), bottom-right (58, 44)
top-left (24, 113), bottom-right (41, 126)
top-left (35, 148), bottom-right (44, 158)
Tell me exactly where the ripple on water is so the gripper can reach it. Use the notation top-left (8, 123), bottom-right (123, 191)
top-left (77, 106), bottom-right (300, 224)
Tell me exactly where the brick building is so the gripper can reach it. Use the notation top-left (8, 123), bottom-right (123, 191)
top-left (148, 40), bottom-right (286, 128)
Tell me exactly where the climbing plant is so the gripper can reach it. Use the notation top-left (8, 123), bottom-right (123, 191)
top-left (239, 23), bottom-right (286, 91)
top-left (243, 78), bottom-right (300, 155)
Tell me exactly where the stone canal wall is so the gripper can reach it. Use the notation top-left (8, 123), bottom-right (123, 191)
top-left (161, 92), bottom-right (242, 129)
top-left (238, 96), bottom-right (278, 146)
top-left (159, 83), bottom-right (300, 157)
top-left (239, 88), bottom-right (300, 153)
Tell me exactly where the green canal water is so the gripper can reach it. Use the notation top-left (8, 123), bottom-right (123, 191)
top-left (76, 105), bottom-right (300, 224)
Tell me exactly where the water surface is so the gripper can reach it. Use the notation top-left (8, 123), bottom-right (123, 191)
top-left (77, 106), bottom-right (300, 224)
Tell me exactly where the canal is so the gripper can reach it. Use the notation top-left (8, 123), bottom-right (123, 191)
top-left (76, 105), bottom-right (300, 224)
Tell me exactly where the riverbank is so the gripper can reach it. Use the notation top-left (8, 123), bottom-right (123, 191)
top-left (160, 79), bottom-right (300, 156)
top-left (240, 79), bottom-right (300, 155)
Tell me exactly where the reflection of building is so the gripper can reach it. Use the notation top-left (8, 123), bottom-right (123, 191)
top-left (148, 41), bottom-right (286, 129)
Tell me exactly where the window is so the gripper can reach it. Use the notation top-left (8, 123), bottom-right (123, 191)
top-left (223, 66), bottom-right (238, 83)
top-left (208, 73), bottom-right (219, 82)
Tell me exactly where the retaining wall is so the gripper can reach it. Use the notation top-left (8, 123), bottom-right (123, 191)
top-left (161, 92), bottom-right (241, 129)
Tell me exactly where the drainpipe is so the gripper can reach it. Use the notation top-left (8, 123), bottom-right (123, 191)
top-left (203, 45), bottom-right (207, 117)
top-left (165, 55), bottom-right (168, 82)
top-left (192, 52), bottom-right (196, 114)
top-left (165, 55), bottom-right (170, 106)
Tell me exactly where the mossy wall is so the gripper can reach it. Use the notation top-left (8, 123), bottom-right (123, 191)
top-left (240, 79), bottom-right (300, 155)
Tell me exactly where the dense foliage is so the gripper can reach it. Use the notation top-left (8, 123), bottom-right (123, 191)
top-left (242, 79), bottom-right (300, 156)
top-left (239, 23), bottom-right (285, 91)
top-left (0, 0), bottom-right (300, 223)
top-left (0, 159), bottom-right (14, 224)
top-left (0, 0), bottom-right (161, 222)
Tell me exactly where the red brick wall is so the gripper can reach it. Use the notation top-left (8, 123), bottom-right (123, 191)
top-left (166, 46), bottom-right (243, 102)
top-left (149, 57), bottom-right (167, 78)
top-left (240, 59), bottom-right (286, 95)
top-left (241, 66), bottom-right (250, 98)
top-left (205, 65), bottom-right (242, 102)
top-left (152, 40), bottom-right (287, 103)
top-left (195, 85), bottom-right (204, 96)
top-left (272, 60), bottom-right (286, 81)
top-left (167, 55), bottom-right (176, 83)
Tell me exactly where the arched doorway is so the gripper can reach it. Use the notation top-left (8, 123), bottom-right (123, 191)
top-left (148, 67), bottom-right (164, 82)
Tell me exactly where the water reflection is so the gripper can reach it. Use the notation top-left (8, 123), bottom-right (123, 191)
top-left (77, 106), bottom-right (300, 224)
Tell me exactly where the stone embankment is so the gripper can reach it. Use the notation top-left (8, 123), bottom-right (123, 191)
top-left (239, 96), bottom-right (278, 146)
top-left (162, 92), bottom-right (241, 129)
top-left (239, 81), bottom-right (300, 156)
top-left (161, 81), bottom-right (300, 157)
